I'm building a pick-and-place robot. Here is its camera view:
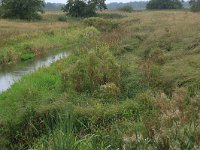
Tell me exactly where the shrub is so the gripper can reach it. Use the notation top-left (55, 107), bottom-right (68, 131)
top-left (190, 0), bottom-right (200, 12)
top-left (58, 16), bottom-right (67, 22)
top-left (0, 7), bottom-right (3, 18)
top-left (120, 68), bottom-right (148, 98)
top-left (0, 55), bottom-right (7, 65)
top-left (0, 50), bottom-right (19, 65)
top-left (99, 82), bottom-right (120, 99)
top-left (82, 26), bottom-right (100, 35)
top-left (118, 5), bottom-right (134, 12)
top-left (0, 0), bottom-right (44, 20)
top-left (79, 26), bottom-right (101, 48)
top-left (61, 45), bottom-right (120, 94)
top-left (146, 0), bottom-right (183, 9)
top-left (83, 17), bottom-right (119, 32)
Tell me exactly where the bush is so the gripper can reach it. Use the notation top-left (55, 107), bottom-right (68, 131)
top-left (190, 0), bottom-right (200, 12)
top-left (121, 70), bottom-right (147, 99)
top-left (118, 5), bottom-right (134, 12)
top-left (83, 17), bottom-right (119, 32)
top-left (58, 16), bottom-right (67, 22)
top-left (63, 0), bottom-right (107, 18)
top-left (79, 26), bottom-right (101, 48)
top-left (0, 7), bottom-right (3, 18)
top-left (80, 26), bottom-right (100, 40)
top-left (61, 45), bottom-right (120, 94)
top-left (0, 0), bottom-right (44, 20)
top-left (0, 50), bottom-right (19, 65)
top-left (20, 53), bottom-right (35, 61)
top-left (0, 53), bottom-right (6, 65)
top-left (146, 0), bottom-right (183, 9)
top-left (98, 82), bottom-right (120, 99)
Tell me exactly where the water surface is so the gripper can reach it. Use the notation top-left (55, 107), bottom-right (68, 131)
top-left (0, 51), bottom-right (68, 93)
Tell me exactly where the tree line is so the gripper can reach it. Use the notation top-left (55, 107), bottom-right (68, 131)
top-left (0, 0), bottom-right (107, 19)
top-left (146, 0), bottom-right (183, 9)
top-left (0, 0), bottom-right (200, 20)
top-left (146, 0), bottom-right (200, 12)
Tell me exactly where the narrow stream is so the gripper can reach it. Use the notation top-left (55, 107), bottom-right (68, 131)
top-left (0, 51), bottom-right (68, 93)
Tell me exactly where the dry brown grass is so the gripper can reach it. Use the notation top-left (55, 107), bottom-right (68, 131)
top-left (0, 20), bottom-right (69, 42)
top-left (119, 10), bottom-right (200, 54)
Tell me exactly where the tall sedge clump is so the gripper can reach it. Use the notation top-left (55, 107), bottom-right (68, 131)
top-left (0, 1), bottom-right (3, 18)
top-left (61, 45), bottom-right (120, 97)
top-left (118, 5), bottom-right (134, 12)
top-left (140, 49), bottom-right (165, 86)
top-left (79, 26), bottom-right (101, 48)
top-left (146, 0), bottom-right (183, 9)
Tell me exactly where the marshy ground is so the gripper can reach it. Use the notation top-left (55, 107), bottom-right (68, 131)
top-left (0, 10), bottom-right (200, 149)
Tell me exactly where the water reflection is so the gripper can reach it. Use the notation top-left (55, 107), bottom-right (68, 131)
top-left (0, 52), bottom-right (68, 93)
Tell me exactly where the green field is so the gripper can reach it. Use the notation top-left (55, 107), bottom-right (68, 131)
top-left (0, 10), bottom-right (200, 149)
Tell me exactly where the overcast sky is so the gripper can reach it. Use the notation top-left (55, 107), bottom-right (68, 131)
top-left (45, 0), bottom-right (147, 4)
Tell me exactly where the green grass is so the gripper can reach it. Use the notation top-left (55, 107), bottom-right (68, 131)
top-left (0, 66), bottom-right (61, 123)
top-left (20, 52), bottom-right (35, 61)
top-left (0, 27), bottom-right (84, 65)
top-left (1, 10), bottom-right (200, 149)
top-left (0, 11), bottom-right (85, 66)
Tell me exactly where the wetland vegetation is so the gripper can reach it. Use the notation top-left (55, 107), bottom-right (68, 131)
top-left (0, 0), bottom-right (200, 149)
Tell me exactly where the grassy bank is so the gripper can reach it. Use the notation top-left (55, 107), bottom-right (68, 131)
top-left (0, 11), bottom-right (82, 66)
top-left (0, 10), bottom-right (200, 149)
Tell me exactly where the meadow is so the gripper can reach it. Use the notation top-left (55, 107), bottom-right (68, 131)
top-left (0, 10), bottom-right (200, 149)
top-left (0, 11), bottom-right (83, 65)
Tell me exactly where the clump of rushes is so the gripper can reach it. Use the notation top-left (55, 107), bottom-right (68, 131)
top-left (61, 45), bottom-right (120, 97)
top-left (79, 26), bottom-right (101, 48)
top-left (32, 111), bottom-right (112, 150)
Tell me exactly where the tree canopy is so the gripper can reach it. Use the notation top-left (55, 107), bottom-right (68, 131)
top-left (118, 5), bottom-right (134, 12)
top-left (146, 0), bottom-right (183, 9)
top-left (63, 0), bottom-right (107, 17)
top-left (0, 0), bottom-right (44, 20)
top-left (190, 0), bottom-right (200, 12)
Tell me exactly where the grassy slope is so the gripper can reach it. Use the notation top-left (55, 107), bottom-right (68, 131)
top-left (0, 10), bottom-right (200, 149)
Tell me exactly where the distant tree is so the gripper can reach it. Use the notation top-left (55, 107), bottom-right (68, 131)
top-left (0, 0), bottom-right (3, 17)
top-left (45, 2), bottom-right (64, 11)
top-left (63, 0), bottom-right (107, 17)
top-left (63, 0), bottom-right (88, 17)
top-left (0, 0), bottom-right (44, 20)
top-left (146, 0), bottom-right (183, 9)
top-left (118, 5), bottom-right (134, 12)
top-left (189, 0), bottom-right (200, 12)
